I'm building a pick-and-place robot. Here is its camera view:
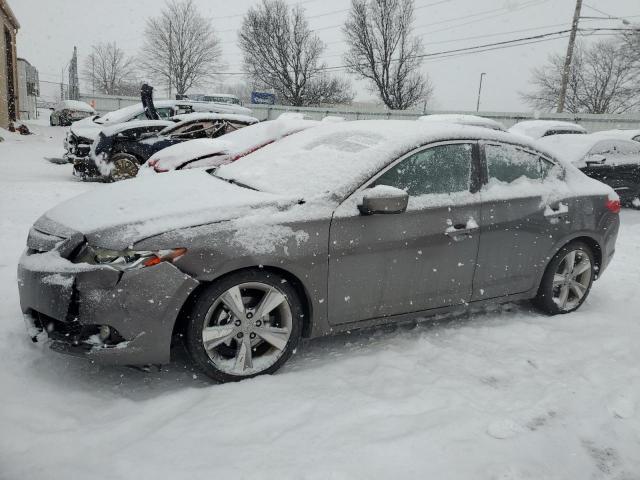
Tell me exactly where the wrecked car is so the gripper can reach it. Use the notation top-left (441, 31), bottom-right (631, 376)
top-left (75, 113), bottom-right (259, 181)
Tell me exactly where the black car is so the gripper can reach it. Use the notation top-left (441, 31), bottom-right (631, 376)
top-left (75, 113), bottom-right (259, 181)
top-left (539, 134), bottom-right (640, 208)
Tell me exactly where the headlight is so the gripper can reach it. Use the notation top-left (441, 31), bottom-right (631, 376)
top-left (91, 247), bottom-right (187, 271)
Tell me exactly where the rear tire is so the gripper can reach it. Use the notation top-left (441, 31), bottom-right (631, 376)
top-left (109, 153), bottom-right (140, 181)
top-left (533, 241), bottom-right (595, 315)
top-left (185, 270), bottom-right (303, 383)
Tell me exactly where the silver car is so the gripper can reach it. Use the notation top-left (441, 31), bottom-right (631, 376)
top-left (18, 120), bottom-right (620, 382)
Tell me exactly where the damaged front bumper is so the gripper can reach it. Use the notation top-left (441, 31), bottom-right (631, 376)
top-left (18, 240), bottom-right (199, 365)
top-left (72, 156), bottom-right (107, 181)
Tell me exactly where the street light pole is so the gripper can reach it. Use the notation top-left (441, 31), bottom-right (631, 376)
top-left (476, 72), bottom-right (486, 112)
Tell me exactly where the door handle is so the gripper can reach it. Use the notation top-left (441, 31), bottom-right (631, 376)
top-left (445, 223), bottom-right (479, 237)
top-left (544, 202), bottom-right (569, 218)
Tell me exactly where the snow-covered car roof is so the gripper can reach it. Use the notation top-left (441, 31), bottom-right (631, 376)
top-left (508, 120), bottom-right (587, 139)
top-left (168, 112), bottom-right (259, 124)
top-left (217, 120), bottom-right (552, 199)
top-left (55, 100), bottom-right (95, 113)
top-left (537, 134), bottom-right (640, 167)
top-left (594, 129), bottom-right (640, 142)
top-left (146, 118), bottom-right (321, 171)
top-left (97, 120), bottom-right (174, 137)
top-left (418, 114), bottom-right (506, 131)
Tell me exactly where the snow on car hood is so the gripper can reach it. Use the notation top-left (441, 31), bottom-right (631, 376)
top-left (69, 116), bottom-right (102, 140)
top-left (37, 169), bottom-right (297, 250)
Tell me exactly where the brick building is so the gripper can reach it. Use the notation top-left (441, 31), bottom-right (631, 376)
top-left (1, 0), bottom-right (19, 129)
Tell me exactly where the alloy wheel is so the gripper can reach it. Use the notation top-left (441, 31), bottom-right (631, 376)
top-left (552, 249), bottom-right (592, 311)
top-left (201, 282), bottom-right (293, 376)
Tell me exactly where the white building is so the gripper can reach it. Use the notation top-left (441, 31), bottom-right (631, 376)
top-left (17, 57), bottom-right (39, 120)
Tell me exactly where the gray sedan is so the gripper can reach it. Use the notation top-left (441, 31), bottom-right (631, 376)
top-left (18, 120), bottom-right (620, 382)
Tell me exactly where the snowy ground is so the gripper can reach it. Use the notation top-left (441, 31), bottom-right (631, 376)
top-left (1, 120), bottom-right (640, 480)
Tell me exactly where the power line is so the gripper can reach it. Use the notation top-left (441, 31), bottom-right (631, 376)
top-left (219, 25), bottom-right (635, 75)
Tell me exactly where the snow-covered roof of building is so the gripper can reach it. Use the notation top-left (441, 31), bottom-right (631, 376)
top-left (418, 114), bottom-right (506, 131)
top-left (508, 120), bottom-right (587, 139)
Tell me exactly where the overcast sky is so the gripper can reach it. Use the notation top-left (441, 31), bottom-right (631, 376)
top-left (11, 0), bottom-right (640, 111)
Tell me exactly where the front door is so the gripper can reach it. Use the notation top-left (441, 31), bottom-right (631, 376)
top-left (328, 141), bottom-right (482, 325)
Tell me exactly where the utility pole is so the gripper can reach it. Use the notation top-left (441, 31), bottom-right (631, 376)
top-left (476, 72), bottom-right (486, 112)
top-left (557, 0), bottom-right (582, 113)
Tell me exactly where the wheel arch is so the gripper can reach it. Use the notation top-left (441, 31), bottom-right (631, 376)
top-left (539, 234), bottom-right (603, 287)
top-left (171, 265), bottom-right (314, 345)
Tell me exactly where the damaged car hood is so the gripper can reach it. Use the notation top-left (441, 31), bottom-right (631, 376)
top-left (36, 170), bottom-right (297, 250)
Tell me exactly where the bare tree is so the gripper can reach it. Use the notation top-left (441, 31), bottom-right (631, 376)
top-left (239, 0), bottom-right (354, 106)
top-left (522, 39), bottom-right (640, 114)
top-left (343, 0), bottom-right (433, 110)
top-left (140, 0), bottom-right (222, 96)
top-left (82, 42), bottom-right (136, 95)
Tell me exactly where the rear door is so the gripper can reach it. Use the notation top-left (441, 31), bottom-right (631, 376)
top-left (473, 142), bottom-right (572, 300)
top-left (328, 141), bottom-right (483, 325)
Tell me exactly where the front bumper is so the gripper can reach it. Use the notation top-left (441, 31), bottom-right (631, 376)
top-left (18, 247), bottom-right (199, 365)
top-left (64, 132), bottom-right (92, 158)
top-left (72, 156), bottom-right (106, 181)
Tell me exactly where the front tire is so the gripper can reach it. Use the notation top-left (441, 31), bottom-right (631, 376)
top-left (185, 270), bottom-right (303, 382)
top-left (533, 241), bottom-right (595, 315)
top-left (109, 153), bottom-right (140, 181)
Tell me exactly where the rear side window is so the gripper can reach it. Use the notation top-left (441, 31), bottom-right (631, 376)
top-left (485, 144), bottom-right (545, 183)
top-left (376, 143), bottom-right (473, 196)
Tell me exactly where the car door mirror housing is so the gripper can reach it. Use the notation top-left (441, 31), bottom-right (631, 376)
top-left (585, 154), bottom-right (606, 166)
top-left (358, 186), bottom-right (409, 215)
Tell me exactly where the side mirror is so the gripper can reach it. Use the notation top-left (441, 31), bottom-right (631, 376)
top-left (358, 186), bottom-right (409, 215)
top-left (49, 107), bottom-right (55, 111)
top-left (585, 154), bottom-right (606, 166)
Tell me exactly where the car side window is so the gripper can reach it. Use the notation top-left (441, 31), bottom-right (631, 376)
top-left (633, 135), bottom-right (640, 142)
top-left (375, 143), bottom-right (473, 196)
top-left (485, 144), bottom-right (544, 183)
top-left (156, 108), bottom-right (173, 119)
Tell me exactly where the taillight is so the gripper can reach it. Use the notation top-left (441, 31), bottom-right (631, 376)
top-left (605, 199), bottom-right (621, 214)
